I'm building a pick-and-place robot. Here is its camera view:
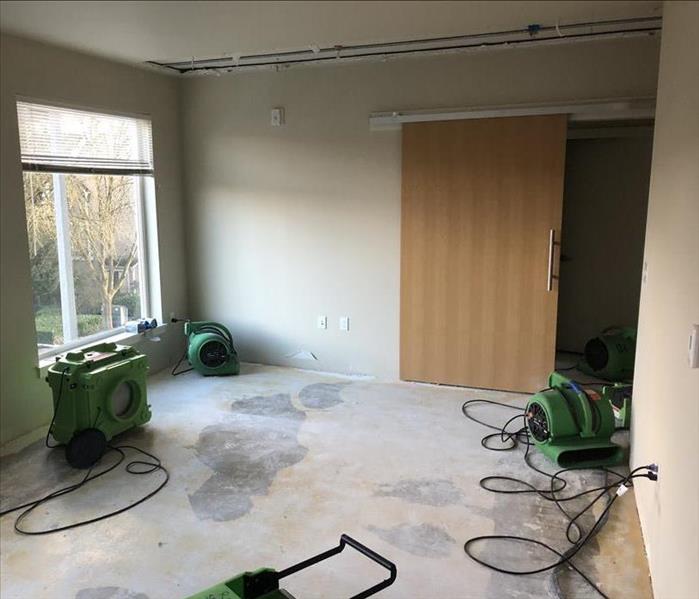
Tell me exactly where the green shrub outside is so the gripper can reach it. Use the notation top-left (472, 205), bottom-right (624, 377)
top-left (35, 306), bottom-right (106, 344)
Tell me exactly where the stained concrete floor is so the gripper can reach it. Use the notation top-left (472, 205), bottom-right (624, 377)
top-left (0, 363), bottom-right (652, 598)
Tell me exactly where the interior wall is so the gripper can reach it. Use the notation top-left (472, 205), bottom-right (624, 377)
top-left (0, 34), bottom-right (188, 446)
top-left (181, 37), bottom-right (660, 379)
top-left (631, 2), bottom-right (699, 598)
top-left (557, 136), bottom-right (653, 352)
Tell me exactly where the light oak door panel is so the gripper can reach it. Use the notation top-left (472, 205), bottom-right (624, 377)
top-left (400, 115), bottom-right (566, 393)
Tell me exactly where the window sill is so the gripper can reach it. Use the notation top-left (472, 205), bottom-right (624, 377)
top-left (35, 324), bottom-right (168, 377)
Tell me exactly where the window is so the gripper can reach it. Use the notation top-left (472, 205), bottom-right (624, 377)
top-left (17, 101), bottom-right (158, 359)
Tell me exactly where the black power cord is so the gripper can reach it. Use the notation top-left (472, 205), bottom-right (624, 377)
top-left (171, 342), bottom-right (194, 376)
top-left (44, 367), bottom-right (66, 449)
top-left (0, 443), bottom-right (169, 535)
top-left (461, 398), bottom-right (656, 599)
top-left (170, 317), bottom-right (194, 376)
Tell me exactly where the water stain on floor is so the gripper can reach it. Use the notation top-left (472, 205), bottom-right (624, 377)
top-left (188, 393), bottom-right (307, 521)
top-left (75, 588), bottom-right (149, 599)
top-left (368, 523), bottom-right (456, 558)
top-left (375, 478), bottom-right (464, 507)
top-left (298, 382), bottom-right (351, 409)
top-left (230, 392), bottom-right (306, 421)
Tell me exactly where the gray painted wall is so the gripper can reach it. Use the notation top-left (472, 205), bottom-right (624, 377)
top-left (181, 37), bottom-right (660, 379)
top-left (0, 34), bottom-right (188, 445)
top-left (557, 137), bottom-right (653, 352)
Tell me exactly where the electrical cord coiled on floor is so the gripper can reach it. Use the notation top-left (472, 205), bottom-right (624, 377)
top-left (461, 398), bottom-right (656, 599)
top-left (0, 444), bottom-right (169, 535)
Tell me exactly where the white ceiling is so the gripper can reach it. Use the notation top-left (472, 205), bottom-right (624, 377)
top-left (0, 1), bottom-right (662, 66)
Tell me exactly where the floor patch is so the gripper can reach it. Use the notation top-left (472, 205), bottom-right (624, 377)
top-left (231, 392), bottom-right (305, 420)
top-left (189, 394), bottom-right (307, 521)
top-left (298, 382), bottom-right (351, 409)
top-left (75, 588), bottom-right (148, 599)
top-left (375, 478), bottom-right (464, 506)
top-left (368, 523), bottom-right (456, 558)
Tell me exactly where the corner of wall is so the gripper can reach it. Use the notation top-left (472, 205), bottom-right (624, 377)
top-left (631, 2), bottom-right (699, 597)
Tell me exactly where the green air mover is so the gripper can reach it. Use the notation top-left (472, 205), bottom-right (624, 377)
top-left (579, 327), bottom-right (636, 381)
top-left (46, 342), bottom-right (151, 468)
top-left (180, 320), bottom-right (239, 376)
top-left (602, 382), bottom-right (633, 428)
top-left (525, 372), bottom-right (624, 468)
top-left (187, 534), bottom-right (397, 599)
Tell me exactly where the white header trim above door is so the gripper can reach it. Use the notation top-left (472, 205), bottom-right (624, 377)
top-left (369, 97), bottom-right (656, 130)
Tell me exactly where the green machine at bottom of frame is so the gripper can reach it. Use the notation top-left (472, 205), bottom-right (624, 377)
top-left (187, 535), bottom-right (396, 599)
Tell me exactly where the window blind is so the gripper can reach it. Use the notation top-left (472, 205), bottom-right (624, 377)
top-left (17, 101), bottom-right (154, 175)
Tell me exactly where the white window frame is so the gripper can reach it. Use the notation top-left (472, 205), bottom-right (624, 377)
top-left (17, 98), bottom-right (161, 361)
top-left (31, 173), bottom-right (157, 361)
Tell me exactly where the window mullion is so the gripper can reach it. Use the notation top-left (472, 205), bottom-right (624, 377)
top-left (52, 174), bottom-right (79, 342)
top-left (135, 176), bottom-right (150, 318)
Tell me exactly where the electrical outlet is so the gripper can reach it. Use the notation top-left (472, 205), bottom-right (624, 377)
top-left (689, 325), bottom-right (699, 368)
top-left (339, 316), bottom-right (350, 331)
top-left (317, 315), bottom-right (327, 330)
top-left (271, 107), bottom-right (285, 127)
top-left (648, 463), bottom-right (659, 481)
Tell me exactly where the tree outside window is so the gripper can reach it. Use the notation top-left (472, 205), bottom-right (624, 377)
top-left (18, 100), bottom-right (155, 356)
top-left (24, 172), bottom-right (144, 348)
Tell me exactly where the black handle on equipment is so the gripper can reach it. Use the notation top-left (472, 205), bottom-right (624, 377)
top-left (341, 534), bottom-right (397, 599)
top-left (276, 534), bottom-right (397, 599)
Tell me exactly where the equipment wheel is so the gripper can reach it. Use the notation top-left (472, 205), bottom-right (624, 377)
top-left (65, 428), bottom-right (107, 469)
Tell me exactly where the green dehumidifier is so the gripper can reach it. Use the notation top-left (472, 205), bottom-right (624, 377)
top-left (46, 342), bottom-right (151, 468)
top-left (525, 372), bottom-right (625, 468)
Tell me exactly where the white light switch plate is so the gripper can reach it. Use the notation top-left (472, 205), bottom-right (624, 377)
top-left (339, 316), bottom-right (350, 331)
top-left (317, 315), bottom-right (327, 330)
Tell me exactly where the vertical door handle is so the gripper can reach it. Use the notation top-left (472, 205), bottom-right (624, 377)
top-left (547, 229), bottom-right (559, 292)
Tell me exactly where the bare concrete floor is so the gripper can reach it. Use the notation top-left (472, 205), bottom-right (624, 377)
top-left (1, 363), bottom-right (651, 598)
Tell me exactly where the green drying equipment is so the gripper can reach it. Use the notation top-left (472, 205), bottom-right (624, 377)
top-left (602, 382), bottom-right (633, 428)
top-left (525, 372), bottom-right (625, 468)
top-left (46, 342), bottom-right (151, 468)
top-left (579, 327), bottom-right (636, 382)
top-left (178, 320), bottom-right (240, 376)
top-left (187, 534), bottom-right (396, 599)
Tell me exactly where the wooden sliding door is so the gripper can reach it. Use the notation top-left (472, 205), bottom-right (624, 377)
top-left (400, 115), bottom-right (567, 393)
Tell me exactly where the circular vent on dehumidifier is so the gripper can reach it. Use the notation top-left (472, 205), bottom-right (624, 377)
top-left (584, 337), bottom-right (609, 371)
top-left (199, 339), bottom-right (229, 368)
top-left (112, 381), bottom-right (134, 418)
top-left (527, 402), bottom-right (550, 442)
